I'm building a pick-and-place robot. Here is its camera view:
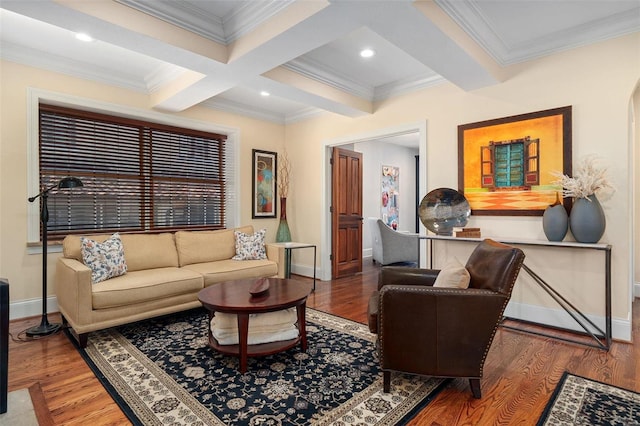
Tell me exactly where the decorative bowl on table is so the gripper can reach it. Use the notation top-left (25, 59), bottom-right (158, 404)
top-left (249, 278), bottom-right (270, 296)
top-left (419, 188), bottom-right (470, 236)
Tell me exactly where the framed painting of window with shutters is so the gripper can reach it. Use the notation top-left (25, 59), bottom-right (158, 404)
top-left (458, 106), bottom-right (572, 216)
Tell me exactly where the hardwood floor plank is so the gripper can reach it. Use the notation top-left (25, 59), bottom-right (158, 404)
top-left (7, 262), bottom-right (639, 425)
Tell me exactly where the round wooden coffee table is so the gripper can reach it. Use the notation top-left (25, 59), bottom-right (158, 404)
top-left (198, 278), bottom-right (313, 373)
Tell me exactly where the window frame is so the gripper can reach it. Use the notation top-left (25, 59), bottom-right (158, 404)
top-left (27, 89), bottom-right (240, 245)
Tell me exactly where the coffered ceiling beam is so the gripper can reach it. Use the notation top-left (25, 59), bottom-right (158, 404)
top-left (347, 0), bottom-right (501, 91)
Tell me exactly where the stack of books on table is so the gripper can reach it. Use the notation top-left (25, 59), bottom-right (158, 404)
top-left (453, 227), bottom-right (481, 238)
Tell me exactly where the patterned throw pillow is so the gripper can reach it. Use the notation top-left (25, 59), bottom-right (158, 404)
top-left (232, 229), bottom-right (267, 260)
top-left (81, 233), bottom-right (128, 284)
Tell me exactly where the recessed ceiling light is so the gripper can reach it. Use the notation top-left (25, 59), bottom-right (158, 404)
top-left (260, 91), bottom-right (270, 97)
top-left (75, 33), bottom-right (94, 42)
top-left (360, 48), bottom-right (375, 58)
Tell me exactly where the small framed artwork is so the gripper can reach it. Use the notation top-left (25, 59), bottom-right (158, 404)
top-left (252, 149), bottom-right (277, 218)
top-left (458, 106), bottom-right (572, 216)
top-left (381, 165), bottom-right (399, 229)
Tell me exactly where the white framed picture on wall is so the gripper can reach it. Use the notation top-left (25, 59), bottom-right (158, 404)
top-left (381, 165), bottom-right (399, 229)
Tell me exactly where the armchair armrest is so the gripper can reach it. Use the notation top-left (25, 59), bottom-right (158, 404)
top-left (378, 266), bottom-right (439, 290)
top-left (378, 285), bottom-right (509, 377)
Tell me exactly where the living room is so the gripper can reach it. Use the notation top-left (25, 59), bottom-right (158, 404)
top-left (1, 1), bottom-right (639, 424)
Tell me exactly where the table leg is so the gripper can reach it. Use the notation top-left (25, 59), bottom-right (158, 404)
top-left (207, 310), bottom-right (215, 346)
top-left (297, 303), bottom-right (307, 351)
top-left (285, 248), bottom-right (292, 278)
top-left (237, 313), bottom-right (250, 373)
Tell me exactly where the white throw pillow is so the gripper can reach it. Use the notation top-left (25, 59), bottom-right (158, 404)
top-left (81, 233), bottom-right (128, 284)
top-left (232, 229), bottom-right (267, 260)
top-left (433, 257), bottom-right (471, 289)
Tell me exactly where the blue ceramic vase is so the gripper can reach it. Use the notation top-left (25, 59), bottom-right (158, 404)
top-left (569, 194), bottom-right (605, 243)
top-left (542, 196), bottom-right (568, 242)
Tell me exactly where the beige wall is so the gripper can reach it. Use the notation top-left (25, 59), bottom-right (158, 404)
top-left (0, 60), bottom-right (285, 305)
top-left (1, 33), bottom-right (638, 338)
top-left (634, 86), bottom-right (640, 292)
top-left (284, 33), bottom-right (639, 338)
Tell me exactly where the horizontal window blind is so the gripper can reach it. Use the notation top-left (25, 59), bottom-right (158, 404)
top-left (39, 104), bottom-right (227, 239)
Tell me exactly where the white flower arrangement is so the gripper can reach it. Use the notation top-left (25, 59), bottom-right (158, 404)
top-left (551, 154), bottom-right (614, 200)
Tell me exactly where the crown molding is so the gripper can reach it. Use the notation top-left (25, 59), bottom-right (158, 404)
top-left (202, 97), bottom-right (323, 125)
top-left (223, 1), bottom-right (295, 44)
top-left (505, 8), bottom-right (640, 65)
top-left (202, 97), bottom-right (285, 124)
top-left (145, 64), bottom-right (189, 93)
top-left (0, 41), bottom-right (150, 93)
top-left (285, 57), bottom-right (444, 103)
top-left (284, 106), bottom-right (325, 125)
top-left (436, 0), bottom-right (640, 66)
top-left (284, 57), bottom-right (374, 100)
top-left (374, 74), bottom-right (445, 102)
top-left (116, 0), bottom-right (226, 43)
top-left (116, 0), bottom-right (293, 45)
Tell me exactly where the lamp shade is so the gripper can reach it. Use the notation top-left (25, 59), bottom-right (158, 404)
top-left (58, 177), bottom-right (83, 189)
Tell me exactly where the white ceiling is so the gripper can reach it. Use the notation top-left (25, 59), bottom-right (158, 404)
top-left (1, 0), bottom-right (639, 129)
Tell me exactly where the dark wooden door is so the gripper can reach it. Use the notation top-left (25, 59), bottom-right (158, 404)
top-left (331, 147), bottom-right (363, 278)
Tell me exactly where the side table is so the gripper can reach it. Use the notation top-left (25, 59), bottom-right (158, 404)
top-left (270, 242), bottom-right (316, 291)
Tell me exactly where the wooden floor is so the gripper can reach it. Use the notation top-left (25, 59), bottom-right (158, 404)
top-left (7, 263), bottom-right (639, 425)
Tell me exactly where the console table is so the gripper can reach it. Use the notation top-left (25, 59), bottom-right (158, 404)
top-left (270, 242), bottom-right (317, 291)
top-left (420, 235), bottom-right (612, 350)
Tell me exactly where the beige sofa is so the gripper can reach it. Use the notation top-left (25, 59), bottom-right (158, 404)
top-left (55, 225), bottom-right (285, 347)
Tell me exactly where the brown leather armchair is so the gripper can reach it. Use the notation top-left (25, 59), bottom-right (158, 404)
top-left (367, 239), bottom-right (525, 398)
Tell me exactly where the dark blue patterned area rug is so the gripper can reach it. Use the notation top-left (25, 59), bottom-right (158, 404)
top-left (76, 308), bottom-right (448, 425)
top-left (537, 371), bottom-right (640, 426)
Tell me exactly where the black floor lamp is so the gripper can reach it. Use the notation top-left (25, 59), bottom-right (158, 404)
top-left (27, 177), bottom-right (83, 337)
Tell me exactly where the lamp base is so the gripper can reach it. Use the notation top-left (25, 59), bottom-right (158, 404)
top-left (25, 321), bottom-right (61, 337)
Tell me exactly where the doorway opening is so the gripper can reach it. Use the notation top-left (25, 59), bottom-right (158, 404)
top-left (320, 122), bottom-right (428, 281)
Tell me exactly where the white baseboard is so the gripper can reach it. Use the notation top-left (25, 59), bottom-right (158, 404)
top-left (9, 296), bottom-right (59, 321)
top-left (11, 285), bottom-right (636, 339)
top-left (504, 301), bottom-right (631, 342)
top-left (291, 263), bottom-right (318, 281)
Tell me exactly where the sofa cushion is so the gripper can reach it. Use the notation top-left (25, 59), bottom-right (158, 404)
top-left (64, 233), bottom-right (179, 272)
top-left (232, 228), bottom-right (267, 260)
top-left (175, 226), bottom-right (255, 266)
top-left (182, 259), bottom-right (278, 287)
top-left (81, 233), bottom-right (128, 284)
top-left (92, 267), bottom-right (203, 309)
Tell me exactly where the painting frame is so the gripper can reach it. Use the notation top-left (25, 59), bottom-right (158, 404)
top-left (252, 149), bottom-right (277, 219)
top-left (381, 165), bottom-right (400, 229)
top-left (458, 106), bottom-right (572, 216)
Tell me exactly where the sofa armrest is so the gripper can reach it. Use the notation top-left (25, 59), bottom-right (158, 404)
top-left (265, 244), bottom-right (285, 278)
top-left (54, 258), bottom-right (94, 327)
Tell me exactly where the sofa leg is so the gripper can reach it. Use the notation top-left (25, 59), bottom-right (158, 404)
top-left (383, 371), bottom-right (391, 393)
top-left (469, 378), bottom-right (481, 398)
top-left (78, 333), bottom-right (88, 349)
top-left (65, 326), bottom-right (88, 349)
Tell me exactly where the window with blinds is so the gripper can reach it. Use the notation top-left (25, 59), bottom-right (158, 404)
top-left (39, 104), bottom-right (228, 239)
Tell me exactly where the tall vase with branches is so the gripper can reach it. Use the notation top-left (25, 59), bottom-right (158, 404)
top-left (551, 154), bottom-right (614, 243)
top-left (276, 151), bottom-right (292, 242)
